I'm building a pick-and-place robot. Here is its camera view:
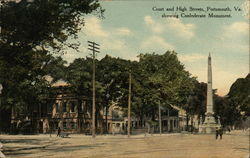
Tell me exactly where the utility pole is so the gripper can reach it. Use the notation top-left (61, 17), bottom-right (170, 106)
top-left (88, 41), bottom-right (100, 138)
top-left (167, 108), bottom-right (170, 132)
top-left (127, 72), bottom-right (131, 138)
top-left (0, 84), bottom-right (2, 106)
top-left (158, 101), bottom-right (162, 135)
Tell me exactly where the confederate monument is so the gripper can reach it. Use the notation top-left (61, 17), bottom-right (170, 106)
top-left (199, 54), bottom-right (220, 134)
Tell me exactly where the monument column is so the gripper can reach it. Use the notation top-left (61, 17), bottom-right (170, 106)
top-left (206, 53), bottom-right (213, 115)
top-left (199, 53), bottom-right (220, 134)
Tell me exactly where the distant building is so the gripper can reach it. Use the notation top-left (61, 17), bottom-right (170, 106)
top-left (11, 82), bottom-right (194, 134)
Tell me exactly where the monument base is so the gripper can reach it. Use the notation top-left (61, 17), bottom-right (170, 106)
top-left (199, 123), bottom-right (220, 134)
top-left (199, 114), bottom-right (220, 134)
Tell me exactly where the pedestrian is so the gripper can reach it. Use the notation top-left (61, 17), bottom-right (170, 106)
top-left (57, 127), bottom-right (61, 137)
top-left (49, 127), bottom-right (52, 137)
top-left (219, 127), bottom-right (223, 140)
top-left (215, 128), bottom-right (219, 139)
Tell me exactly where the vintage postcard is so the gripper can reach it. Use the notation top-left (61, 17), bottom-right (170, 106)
top-left (0, 0), bottom-right (249, 158)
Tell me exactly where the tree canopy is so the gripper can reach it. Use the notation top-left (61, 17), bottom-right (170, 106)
top-left (227, 74), bottom-right (250, 117)
top-left (0, 0), bottom-right (103, 131)
top-left (63, 52), bottom-right (195, 123)
top-left (0, 0), bottom-right (102, 109)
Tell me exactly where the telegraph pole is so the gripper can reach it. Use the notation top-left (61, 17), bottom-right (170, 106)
top-left (88, 41), bottom-right (100, 138)
top-left (127, 72), bottom-right (131, 138)
top-left (0, 84), bottom-right (2, 107)
top-left (158, 101), bottom-right (162, 135)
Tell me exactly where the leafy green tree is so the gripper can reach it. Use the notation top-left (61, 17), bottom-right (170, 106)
top-left (216, 74), bottom-right (250, 128)
top-left (98, 55), bottom-right (131, 104)
top-left (64, 57), bottom-right (98, 130)
top-left (130, 51), bottom-right (195, 123)
top-left (97, 55), bottom-right (131, 131)
top-left (184, 81), bottom-right (207, 126)
top-left (65, 58), bottom-right (92, 96)
top-left (0, 0), bottom-right (103, 132)
top-left (213, 94), bottom-right (240, 127)
top-left (227, 74), bottom-right (250, 117)
top-left (63, 55), bottom-right (132, 133)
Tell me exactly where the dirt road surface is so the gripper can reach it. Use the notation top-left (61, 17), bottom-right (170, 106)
top-left (0, 130), bottom-right (249, 158)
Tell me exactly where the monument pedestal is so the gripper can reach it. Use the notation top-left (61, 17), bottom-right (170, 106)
top-left (199, 113), bottom-right (220, 134)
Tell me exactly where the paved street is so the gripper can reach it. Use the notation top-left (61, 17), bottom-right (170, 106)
top-left (0, 130), bottom-right (249, 158)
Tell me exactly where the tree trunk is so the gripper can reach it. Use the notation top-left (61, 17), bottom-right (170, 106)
top-left (191, 115), bottom-right (194, 133)
top-left (0, 108), bottom-right (11, 133)
top-left (139, 114), bottom-right (143, 128)
top-left (186, 114), bottom-right (189, 131)
top-left (151, 109), bottom-right (156, 121)
top-left (105, 103), bottom-right (108, 134)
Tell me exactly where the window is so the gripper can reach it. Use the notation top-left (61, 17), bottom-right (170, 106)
top-left (63, 122), bottom-right (67, 129)
top-left (71, 122), bottom-right (77, 129)
top-left (116, 123), bottom-right (120, 127)
top-left (63, 102), bottom-right (67, 112)
top-left (71, 101), bottom-right (75, 112)
top-left (49, 121), bottom-right (54, 130)
top-left (79, 101), bottom-right (85, 113)
top-left (56, 103), bottom-right (60, 113)
top-left (54, 121), bottom-right (58, 129)
top-left (47, 104), bottom-right (52, 113)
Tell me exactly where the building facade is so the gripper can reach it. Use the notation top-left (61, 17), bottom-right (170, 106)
top-left (11, 87), bottom-right (191, 134)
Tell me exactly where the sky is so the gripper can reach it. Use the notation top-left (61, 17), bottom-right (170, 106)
top-left (62, 0), bottom-right (249, 96)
